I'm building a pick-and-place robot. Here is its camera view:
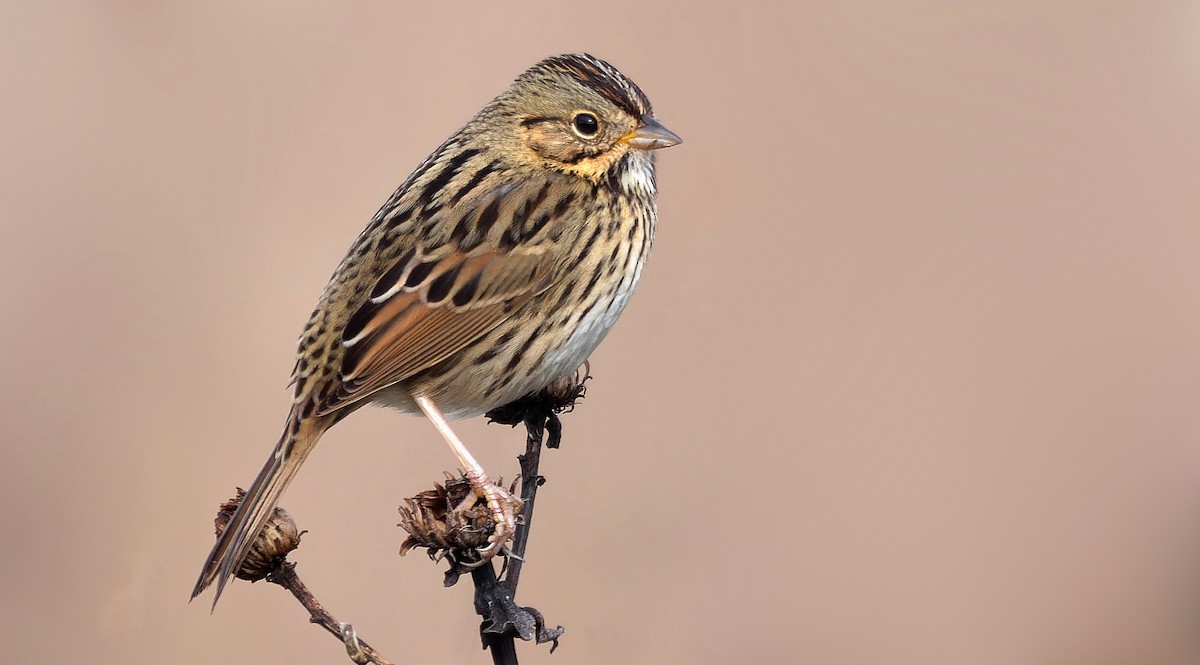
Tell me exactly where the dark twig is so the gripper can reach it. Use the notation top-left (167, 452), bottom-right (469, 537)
top-left (268, 561), bottom-right (396, 665)
top-left (209, 493), bottom-right (398, 664)
top-left (505, 407), bottom-right (548, 593)
top-left (471, 368), bottom-right (587, 664)
top-left (472, 409), bottom-right (563, 665)
top-left (472, 565), bottom-right (524, 665)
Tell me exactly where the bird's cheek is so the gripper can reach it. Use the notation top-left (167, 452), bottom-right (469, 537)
top-left (524, 129), bottom-right (575, 163)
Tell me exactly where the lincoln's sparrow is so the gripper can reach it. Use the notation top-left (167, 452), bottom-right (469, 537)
top-left (192, 53), bottom-right (680, 606)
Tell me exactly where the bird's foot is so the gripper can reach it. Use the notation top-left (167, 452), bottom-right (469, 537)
top-left (457, 473), bottom-right (521, 567)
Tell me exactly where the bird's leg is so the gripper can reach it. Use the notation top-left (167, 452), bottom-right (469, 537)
top-left (413, 394), bottom-right (518, 564)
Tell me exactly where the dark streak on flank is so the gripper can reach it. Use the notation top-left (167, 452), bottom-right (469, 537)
top-left (608, 239), bottom-right (621, 266)
top-left (579, 268), bottom-right (604, 303)
top-left (550, 279), bottom-right (577, 312)
top-left (562, 224), bottom-right (603, 275)
top-left (475, 327), bottom-right (518, 365)
top-left (503, 330), bottom-right (542, 375)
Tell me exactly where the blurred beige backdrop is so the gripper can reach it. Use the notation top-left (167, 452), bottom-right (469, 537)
top-left (3, 2), bottom-right (1200, 664)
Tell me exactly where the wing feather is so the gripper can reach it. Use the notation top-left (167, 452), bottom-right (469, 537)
top-left (316, 181), bottom-right (563, 415)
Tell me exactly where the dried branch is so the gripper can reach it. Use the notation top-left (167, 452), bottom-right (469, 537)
top-left (268, 562), bottom-right (396, 665)
top-left (471, 367), bottom-right (589, 663)
top-left (210, 492), bottom-right (397, 665)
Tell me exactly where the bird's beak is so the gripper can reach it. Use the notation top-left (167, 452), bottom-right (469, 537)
top-left (624, 116), bottom-right (682, 150)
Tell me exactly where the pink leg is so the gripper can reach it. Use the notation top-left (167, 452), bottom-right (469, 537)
top-left (413, 394), bottom-right (518, 562)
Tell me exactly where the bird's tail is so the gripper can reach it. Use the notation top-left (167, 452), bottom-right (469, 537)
top-left (191, 408), bottom-right (333, 608)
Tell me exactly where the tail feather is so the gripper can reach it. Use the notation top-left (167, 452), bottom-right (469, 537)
top-left (191, 410), bottom-right (332, 608)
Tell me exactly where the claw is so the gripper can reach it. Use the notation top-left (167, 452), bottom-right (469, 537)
top-left (444, 474), bottom-right (520, 568)
top-left (460, 556), bottom-right (489, 570)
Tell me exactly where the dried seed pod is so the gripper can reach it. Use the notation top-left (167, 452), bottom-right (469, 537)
top-left (214, 489), bottom-right (301, 581)
top-left (540, 362), bottom-right (590, 412)
top-left (398, 473), bottom-right (520, 561)
top-left (485, 362), bottom-right (590, 425)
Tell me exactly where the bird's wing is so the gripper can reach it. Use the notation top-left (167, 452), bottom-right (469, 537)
top-left (315, 181), bottom-right (565, 414)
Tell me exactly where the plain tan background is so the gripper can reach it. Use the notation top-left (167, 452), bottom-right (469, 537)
top-left (3, 2), bottom-right (1200, 664)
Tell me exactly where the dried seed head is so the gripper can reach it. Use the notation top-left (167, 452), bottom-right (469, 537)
top-left (215, 489), bottom-right (302, 581)
top-left (398, 473), bottom-right (521, 562)
top-left (485, 362), bottom-right (590, 425)
top-left (540, 362), bottom-right (589, 412)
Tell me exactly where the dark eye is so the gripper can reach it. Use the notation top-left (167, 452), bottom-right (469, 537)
top-left (571, 112), bottom-right (600, 137)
